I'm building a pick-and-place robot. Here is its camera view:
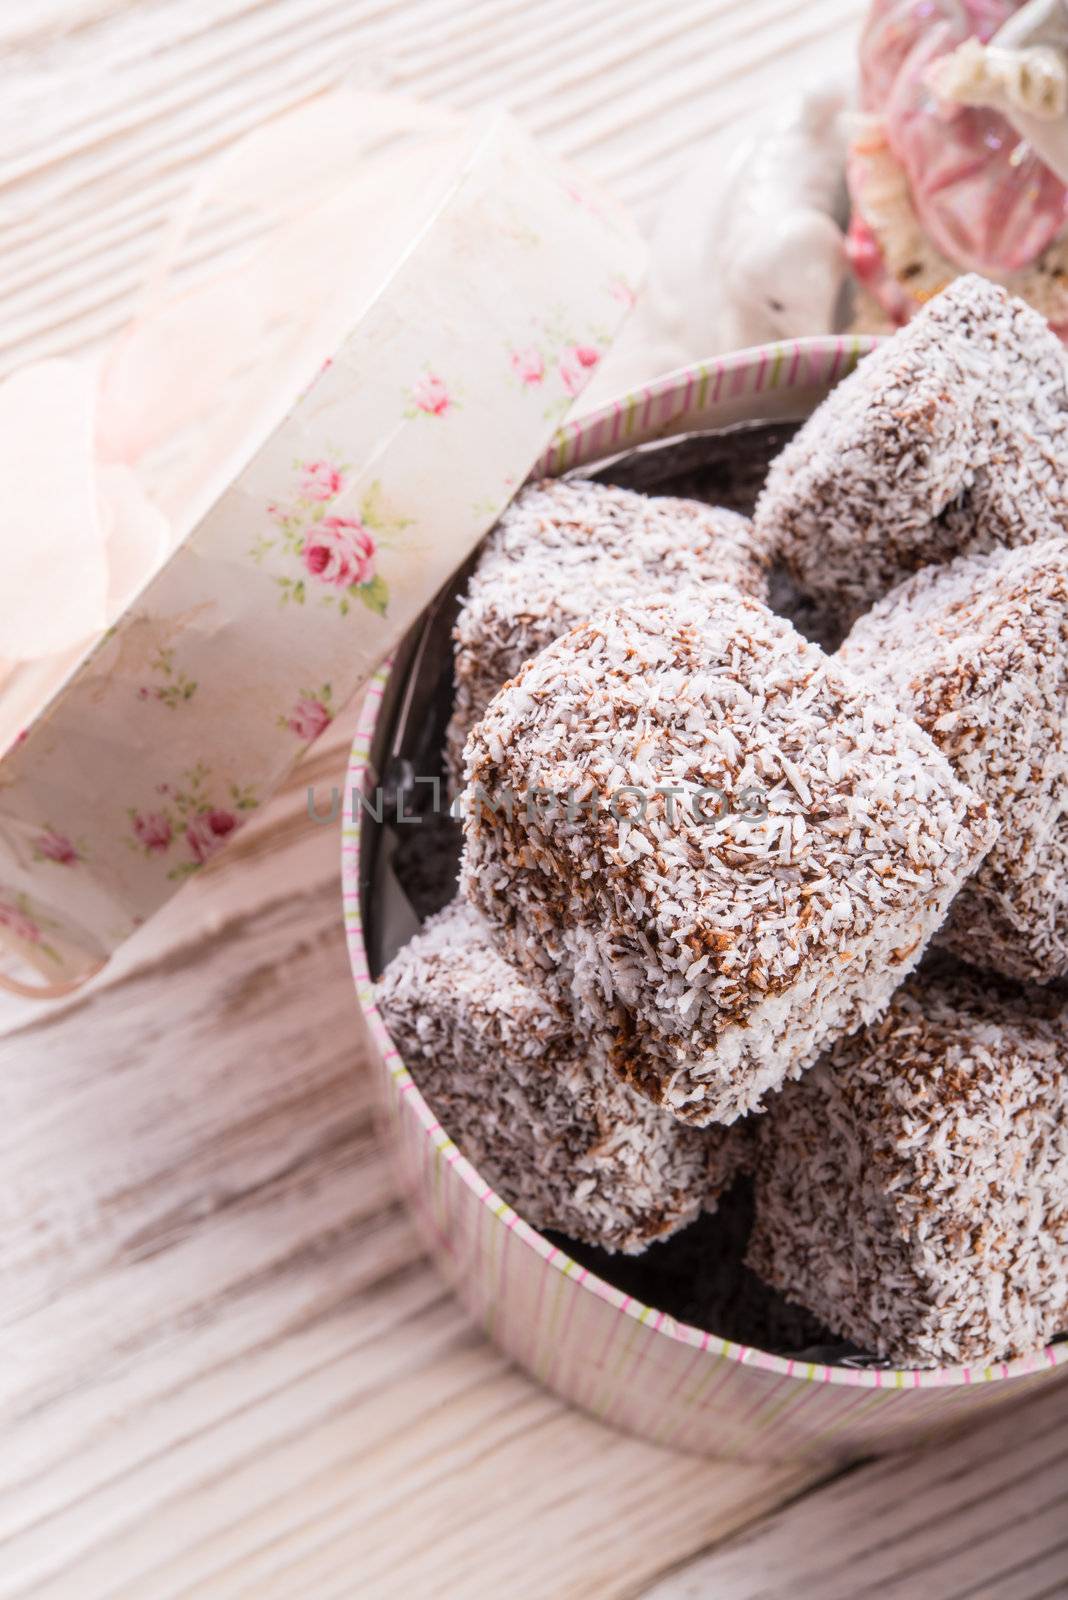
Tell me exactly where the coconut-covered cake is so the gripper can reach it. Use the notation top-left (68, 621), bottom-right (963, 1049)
top-left (372, 276), bottom-right (1068, 1371)
top-left (446, 477), bottom-right (769, 786)
top-left (839, 539), bottom-right (1068, 983)
top-left (460, 589), bottom-right (995, 1126)
top-left (753, 275), bottom-right (1068, 627)
top-left (375, 897), bottom-right (745, 1253)
top-left (746, 967), bottom-right (1068, 1366)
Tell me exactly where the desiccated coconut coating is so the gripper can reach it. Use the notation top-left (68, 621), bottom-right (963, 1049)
top-left (460, 589), bottom-right (997, 1128)
top-left (754, 275), bottom-right (1068, 626)
top-left (746, 967), bottom-right (1068, 1368)
top-left (374, 897), bottom-right (741, 1254)
top-left (445, 477), bottom-right (769, 787)
top-left (840, 540), bottom-right (1068, 984)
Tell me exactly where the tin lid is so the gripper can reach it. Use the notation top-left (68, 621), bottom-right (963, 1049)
top-left (0, 104), bottom-right (645, 992)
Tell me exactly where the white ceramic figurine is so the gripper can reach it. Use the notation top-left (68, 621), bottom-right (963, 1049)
top-left (584, 88), bottom-right (850, 404)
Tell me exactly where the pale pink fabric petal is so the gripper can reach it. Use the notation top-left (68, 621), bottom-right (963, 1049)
top-left (97, 91), bottom-right (464, 479)
top-left (97, 465), bottom-right (170, 614)
top-left (860, 0), bottom-right (1068, 274)
top-left (95, 277), bottom-right (267, 467)
top-left (0, 360), bottom-right (108, 660)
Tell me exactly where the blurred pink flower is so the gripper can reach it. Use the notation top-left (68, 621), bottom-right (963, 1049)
top-left (0, 900), bottom-right (40, 945)
top-left (411, 373), bottom-right (452, 416)
top-left (511, 346), bottom-right (545, 386)
top-left (559, 344), bottom-right (600, 396)
top-left (186, 808), bottom-right (238, 865)
top-left (301, 460), bottom-right (343, 501)
top-left (132, 812), bottom-right (172, 853)
top-left (35, 829), bottom-right (79, 865)
top-left (288, 696), bottom-right (333, 742)
top-left (303, 517), bottom-right (376, 588)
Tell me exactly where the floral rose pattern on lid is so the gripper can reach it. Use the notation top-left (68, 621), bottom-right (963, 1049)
top-left (0, 892), bottom-right (60, 963)
top-left (0, 114), bottom-right (647, 985)
top-left (128, 763), bottom-right (258, 880)
top-left (255, 467), bottom-right (409, 618)
top-left (508, 318), bottom-right (607, 418)
top-left (301, 460), bottom-right (343, 500)
top-left (304, 518), bottom-right (376, 588)
top-left (408, 372), bottom-right (454, 417)
top-left (185, 808), bottom-right (238, 865)
top-left (32, 828), bottom-right (82, 866)
top-left (559, 343), bottom-right (600, 396)
top-left (282, 684), bottom-right (335, 743)
top-left (510, 347), bottom-right (546, 386)
top-left (131, 812), bottom-right (172, 854)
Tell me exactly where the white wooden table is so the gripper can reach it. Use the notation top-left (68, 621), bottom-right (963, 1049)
top-left (2, 5), bottom-right (1066, 1597)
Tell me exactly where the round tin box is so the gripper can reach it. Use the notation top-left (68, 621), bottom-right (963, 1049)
top-left (343, 340), bottom-right (1068, 1464)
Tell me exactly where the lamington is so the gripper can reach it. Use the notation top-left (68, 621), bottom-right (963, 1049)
top-left (839, 539), bottom-right (1068, 983)
top-left (460, 589), bottom-right (996, 1126)
top-left (746, 967), bottom-right (1068, 1367)
top-left (375, 897), bottom-right (742, 1253)
top-left (753, 275), bottom-right (1068, 626)
top-left (446, 477), bottom-right (769, 786)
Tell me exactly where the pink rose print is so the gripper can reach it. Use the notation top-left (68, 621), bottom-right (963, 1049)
top-left (34, 829), bottom-right (79, 866)
top-left (129, 767), bottom-right (256, 878)
top-left (411, 373), bottom-right (452, 417)
top-left (132, 811), bottom-right (172, 854)
top-left (288, 696), bottom-right (333, 742)
top-left (185, 808), bottom-right (238, 865)
top-left (0, 899), bottom-right (41, 945)
top-left (558, 344), bottom-right (601, 396)
top-left (511, 346), bottom-right (545, 386)
top-left (254, 467), bottom-right (400, 616)
top-left (301, 460), bottom-right (343, 501)
top-left (303, 517), bottom-right (376, 589)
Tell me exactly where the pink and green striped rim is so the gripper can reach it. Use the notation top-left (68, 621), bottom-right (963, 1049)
top-left (530, 334), bottom-right (880, 476)
top-left (342, 342), bottom-right (1068, 1394)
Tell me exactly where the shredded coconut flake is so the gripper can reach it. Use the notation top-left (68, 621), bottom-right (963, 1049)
top-left (754, 275), bottom-right (1068, 625)
top-left (840, 539), bottom-right (1068, 982)
top-left (460, 589), bottom-right (996, 1127)
top-left (446, 477), bottom-right (770, 787)
top-left (375, 897), bottom-right (745, 1253)
top-left (747, 966), bottom-right (1068, 1367)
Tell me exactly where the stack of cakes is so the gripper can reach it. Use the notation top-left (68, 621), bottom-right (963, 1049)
top-left (377, 275), bottom-right (1068, 1369)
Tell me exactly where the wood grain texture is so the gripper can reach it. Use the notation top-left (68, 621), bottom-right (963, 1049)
top-left (0, 0), bottom-right (864, 373)
top-left (5, 3), bottom-right (1060, 1599)
top-left (0, 706), bottom-right (818, 1600)
top-left (643, 1378), bottom-right (1068, 1600)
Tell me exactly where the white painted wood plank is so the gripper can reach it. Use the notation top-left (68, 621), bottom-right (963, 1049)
top-left (642, 1379), bottom-right (1068, 1600)
top-left (0, 0), bottom-right (139, 49)
top-left (0, 0), bottom-right (864, 372)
